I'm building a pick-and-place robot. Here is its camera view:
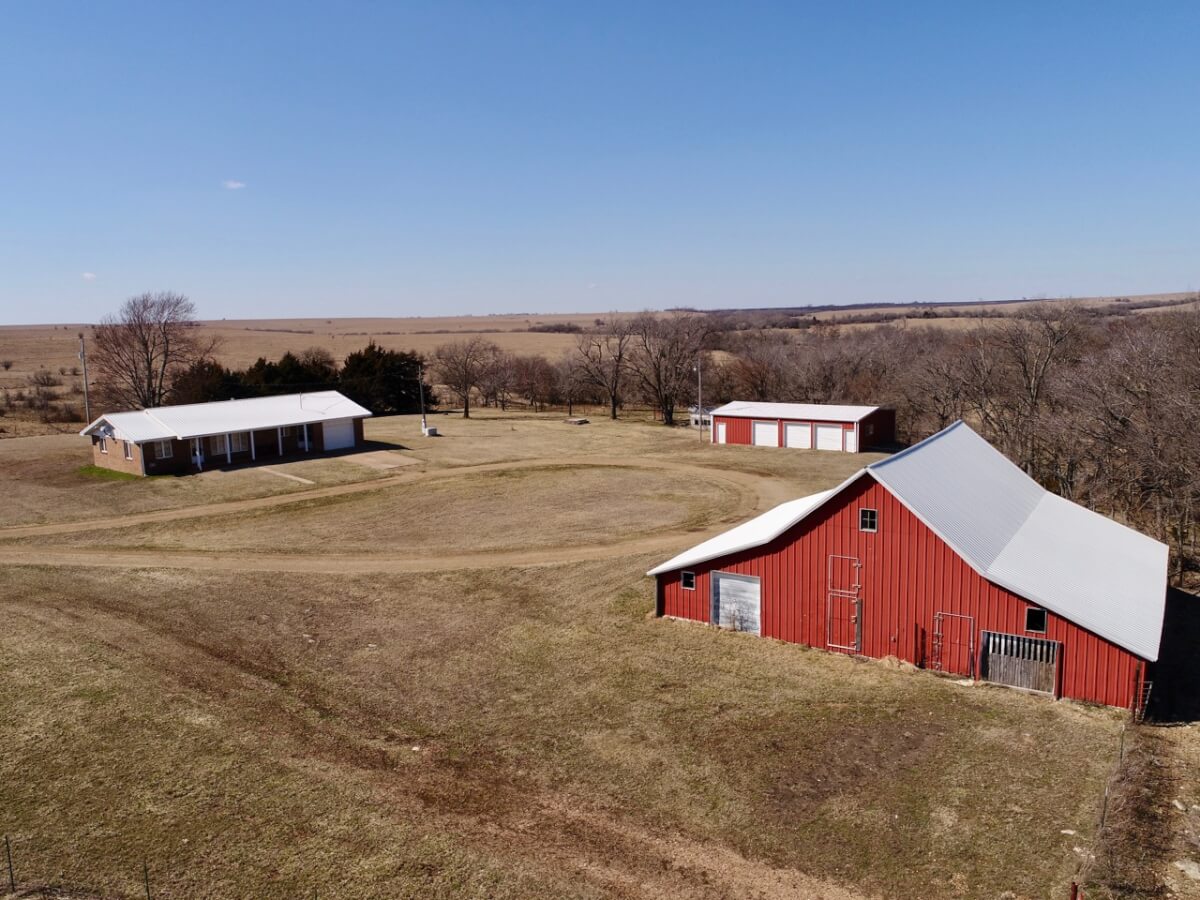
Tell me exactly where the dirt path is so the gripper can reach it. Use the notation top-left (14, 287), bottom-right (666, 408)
top-left (0, 455), bottom-right (785, 574)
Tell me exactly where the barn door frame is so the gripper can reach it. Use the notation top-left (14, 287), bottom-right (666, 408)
top-left (826, 554), bottom-right (862, 653)
top-left (931, 612), bottom-right (976, 677)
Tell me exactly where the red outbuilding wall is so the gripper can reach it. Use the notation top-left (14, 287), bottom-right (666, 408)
top-left (657, 474), bottom-right (1146, 708)
top-left (712, 409), bottom-right (896, 452)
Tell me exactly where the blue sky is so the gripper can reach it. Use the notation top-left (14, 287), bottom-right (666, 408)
top-left (2, 2), bottom-right (1198, 324)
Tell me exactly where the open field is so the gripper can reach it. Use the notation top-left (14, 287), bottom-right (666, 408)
top-left (0, 411), bottom-right (1185, 899)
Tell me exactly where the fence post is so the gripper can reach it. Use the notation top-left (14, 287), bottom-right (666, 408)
top-left (143, 859), bottom-right (152, 900)
top-left (1070, 880), bottom-right (1079, 900)
top-left (5, 835), bottom-right (14, 892)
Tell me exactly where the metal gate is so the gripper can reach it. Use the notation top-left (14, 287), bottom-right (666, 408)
top-left (931, 612), bottom-right (976, 677)
top-left (827, 554), bottom-right (862, 652)
top-left (980, 632), bottom-right (1059, 695)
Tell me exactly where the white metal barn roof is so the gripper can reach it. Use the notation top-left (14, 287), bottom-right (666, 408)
top-left (647, 490), bottom-right (836, 577)
top-left (649, 421), bottom-right (1169, 660)
top-left (709, 401), bottom-right (880, 423)
top-left (81, 391), bottom-right (372, 442)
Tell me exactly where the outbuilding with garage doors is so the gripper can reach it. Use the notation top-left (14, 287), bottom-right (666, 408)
top-left (709, 401), bottom-right (895, 452)
top-left (649, 421), bottom-right (1168, 712)
top-left (80, 390), bottom-right (372, 476)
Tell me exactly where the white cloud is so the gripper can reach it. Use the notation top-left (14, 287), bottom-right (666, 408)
top-left (222, 179), bottom-right (246, 190)
top-left (81, 272), bottom-right (97, 281)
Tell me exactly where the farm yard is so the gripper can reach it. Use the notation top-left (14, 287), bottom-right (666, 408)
top-left (0, 411), bottom-right (1188, 899)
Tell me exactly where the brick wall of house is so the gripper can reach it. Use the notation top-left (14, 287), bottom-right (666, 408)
top-left (91, 436), bottom-right (144, 476)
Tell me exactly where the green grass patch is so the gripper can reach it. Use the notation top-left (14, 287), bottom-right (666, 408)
top-left (77, 464), bottom-right (142, 482)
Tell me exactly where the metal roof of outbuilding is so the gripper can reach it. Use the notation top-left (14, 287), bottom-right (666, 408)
top-left (649, 421), bottom-right (1169, 660)
top-left (81, 391), bottom-right (372, 442)
top-left (709, 401), bottom-right (880, 422)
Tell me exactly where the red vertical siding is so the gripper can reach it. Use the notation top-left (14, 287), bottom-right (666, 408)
top-left (658, 475), bottom-right (1145, 708)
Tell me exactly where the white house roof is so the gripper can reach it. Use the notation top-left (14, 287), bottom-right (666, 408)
top-left (710, 401), bottom-right (880, 423)
top-left (81, 391), bottom-right (372, 442)
top-left (647, 489), bottom-right (838, 576)
top-left (650, 421), bottom-right (1168, 660)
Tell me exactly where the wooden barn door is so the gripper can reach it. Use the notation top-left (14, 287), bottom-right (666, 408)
top-left (931, 613), bottom-right (975, 677)
top-left (980, 632), bottom-right (1059, 695)
top-left (827, 554), bottom-right (862, 653)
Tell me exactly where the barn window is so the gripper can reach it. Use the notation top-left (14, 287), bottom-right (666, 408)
top-left (98, 437), bottom-right (108, 454)
top-left (1025, 607), bottom-right (1047, 634)
top-left (681, 571), bottom-right (696, 590)
top-left (859, 508), bottom-right (878, 532)
top-left (123, 441), bottom-right (133, 460)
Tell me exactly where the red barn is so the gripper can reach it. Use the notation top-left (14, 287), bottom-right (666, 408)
top-left (709, 401), bottom-right (895, 452)
top-left (650, 421), bottom-right (1168, 711)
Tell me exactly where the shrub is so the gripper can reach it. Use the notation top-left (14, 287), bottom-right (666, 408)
top-left (1, 360), bottom-right (11, 370)
top-left (28, 370), bottom-right (62, 388)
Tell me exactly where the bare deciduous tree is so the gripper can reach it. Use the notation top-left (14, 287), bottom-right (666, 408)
top-left (575, 315), bottom-right (633, 419)
top-left (628, 312), bottom-right (711, 425)
top-left (433, 337), bottom-right (499, 418)
top-left (91, 291), bottom-right (217, 409)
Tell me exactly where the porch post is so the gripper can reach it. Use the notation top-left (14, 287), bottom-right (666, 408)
top-left (277, 427), bottom-right (283, 456)
top-left (225, 432), bottom-right (232, 465)
top-left (250, 430), bottom-right (256, 461)
top-left (303, 422), bottom-right (310, 452)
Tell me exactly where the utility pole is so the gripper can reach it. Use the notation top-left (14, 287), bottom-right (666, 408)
top-left (694, 359), bottom-right (703, 441)
top-left (418, 362), bottom-right (428, 435)
top-left (78, 331), bottom-right (92, 423)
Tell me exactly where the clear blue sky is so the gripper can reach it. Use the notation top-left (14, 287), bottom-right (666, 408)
top-left (2, 2), bottom-right (1198, 324)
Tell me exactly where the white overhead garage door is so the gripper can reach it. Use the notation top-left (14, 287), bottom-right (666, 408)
top-left (784, 422), bottom-right (812, 449)
top-left (322, 418), bottom-right (356, 450)
top-left (711, 573), bottom-right (761, 634)
top-left (815, 423), bottom-right (844, 451)
top-left (752, 421), bottom-right (778, 447)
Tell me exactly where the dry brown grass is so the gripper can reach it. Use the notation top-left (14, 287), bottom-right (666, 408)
top-left (22, 464), bottom-right (742, 555)
top-left (0, 561), bottom-right (1124, 899)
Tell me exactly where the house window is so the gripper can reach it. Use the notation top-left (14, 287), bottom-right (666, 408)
top-left (681, 571), bottom-right (696, 590)
top-left (123, 441), bottom-right (133, 460)
top-left (859, 508), bottom-right (878, 532)
top-left (98, 437), bottom-right (108, 454)
top-left (210, 434), bottom-right (227, 455)
top-left (230, 432), bottom-right (249, 453)
top-left (1025, 607), bottom-right (1047, 634)
top-left (281, 426), bottom-right (294, 437)
top-left (154, 440), bottom-right (173, 459)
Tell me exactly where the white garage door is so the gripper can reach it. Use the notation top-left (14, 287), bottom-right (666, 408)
top-left (322, 418), bottom-right (356, 450)
top-left (815, 424), bottom-right (843, 451)
top-left (711, 573), bottom-right (761, 634)
top-left (752, 421), bottom-right (778, 447)
top-left (784, 422), bottom-right (812, 449)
